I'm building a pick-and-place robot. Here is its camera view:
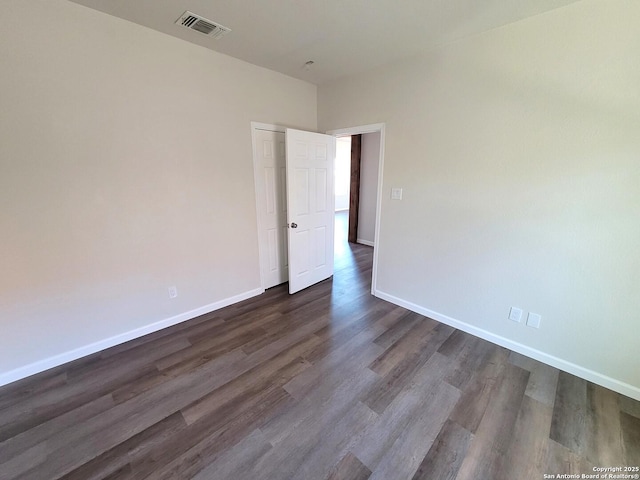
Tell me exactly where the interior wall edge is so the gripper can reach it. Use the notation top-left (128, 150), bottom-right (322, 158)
top-left (374, 289), bottom-right (640, 402)
top-left (0, 287), bottom-right (264, 388)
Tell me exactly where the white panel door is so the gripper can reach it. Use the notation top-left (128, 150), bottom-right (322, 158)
top-left (286, 128), bottom-right (336, 294)
top-left (254, 129), bottom-right (288, 288)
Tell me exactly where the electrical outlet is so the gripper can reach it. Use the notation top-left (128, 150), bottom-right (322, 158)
top-left (527, 312), bottom-right (541, 328)
top-left (509, 307), bottom-right (523, 323)
top-left (168, 286), bottom-right (178, 299)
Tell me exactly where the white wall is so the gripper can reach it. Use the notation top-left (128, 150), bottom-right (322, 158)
top-left (0, 0), bottom-right (316, 383)
top-left (357, 132), bottom-right (380, 245)
top-left (319, 0), bottom-right (640, 398)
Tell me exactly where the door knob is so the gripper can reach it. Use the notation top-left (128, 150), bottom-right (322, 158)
top-left (290, 222), bottom-right (298, 228)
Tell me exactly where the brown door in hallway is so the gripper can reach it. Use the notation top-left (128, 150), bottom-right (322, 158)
top-left (348, 134), bottom-right (362, 243)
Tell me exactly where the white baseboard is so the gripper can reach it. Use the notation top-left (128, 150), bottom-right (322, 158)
top-left (356, 238), bottom-right (375, 247)
top-left (374, 289), bottom-right (640, 401)
top-left (0, 287), bottom-right (264, 388)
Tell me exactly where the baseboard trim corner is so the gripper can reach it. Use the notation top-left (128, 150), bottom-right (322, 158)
top-left (0, 287), bottom-right (264, 388)
top-left (373, 289), bottom-right (640, 401)
top-left (356, 238), bottom-right (375, 247)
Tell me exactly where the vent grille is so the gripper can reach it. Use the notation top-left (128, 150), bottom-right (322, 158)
top-left (175, 11), bottom-right (231, 39)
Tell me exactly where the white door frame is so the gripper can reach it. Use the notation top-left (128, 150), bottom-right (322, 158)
top-left (251, 122), bottom-right (286, 290)
top-left (326, 123), bottom-right (386, 296)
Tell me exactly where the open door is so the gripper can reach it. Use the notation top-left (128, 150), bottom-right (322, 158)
top-left (286, 128), bottom-right (336, 294)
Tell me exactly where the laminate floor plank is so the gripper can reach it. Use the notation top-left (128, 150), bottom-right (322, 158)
top-left (367, 380), bottom-right (460, 480)
top-left (312, 290), bottom-right (388, 335)
top-left (525, 362), bottom-right (560, 407)
top-left (276, 280), bottom-right (335, 315)
top-left (368, 315), bottom-right (438, 377)
top-left (239, 312), bottom-right (303, 355)
top-left (110, 366), bottom-right (173, 405)
top-left (154, 324), bottom-right (265, 371)
top-left (180, 337), bottom-right (316, 425)
top-left (437, 329), bottom-right (469, 357)
top-left (442, 334), bottom-right (493, 391)
top-left (411, 419), bottom-right (473, 480)
top-left (58, 412), bottom-right (188, 480)
top-left (0, 440), bottom-right (48, 480)
top-left (101, 310), bottom-right (221, 355)
top-left (212, 300), bottom-right (283, 328)
top-left (227, 286), bottom-right (289, 316)
top-left (362, 322), bottom-right (455, 415)
top-left (132, 331), bottom-right (319, 479)
top-left (12, 348), bottom-right (247, 480)
top-left (0, 372), bottom-right (68, 411)
top-left (263, 365), bottom-right (380, 450)
top-left (585, 383), bottom-right (625, 466)
top-left (0, 336), bottom-right (191, 443)
top-left (449, 346), bottom-right (509, 434)
top-left (351, 353), bottom-right (455, 470)
top-left (454, 363), bottom-right (529, 480)
top-left (282, 321), bottom-right (386, 401)
top-left (65, 336), bottom-right (192, 380)
top-left (498, 395), bottom-right (553, 479)
top-left (550, 371), bottom-right (588, 455)
top-left (241, 312), bottom-right (331, 368)
top-left (0, 214), bottom-right (637, 480)
top-left (0, 394), bottom-right (115, 465)
top-left (102, 464), bottom-right (134, 480)
top-left (545, 439), bottom-right (595, 476)
top-left (371, 311), bottom-right (422, 350)
top-left (285, 401), bottom-right (378, 480)
top-left (621, 411), bottom-right (640, 466)
top-left (326, 452), bottom-right (372, 480)
top-left (304, 304), bottom-right (402, 365)
top-left (132, 386), bottom-right (293, 480)
top-left (509, 351), bottom-right (559, 406)
top-left (190, 428), bottom-right (272, 480)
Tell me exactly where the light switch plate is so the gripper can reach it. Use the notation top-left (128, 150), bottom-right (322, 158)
top-left (391, 188), bottom-right (403, 200)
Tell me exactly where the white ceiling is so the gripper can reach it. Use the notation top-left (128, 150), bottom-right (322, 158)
top-left (69, 0), bottom-right (582, 85)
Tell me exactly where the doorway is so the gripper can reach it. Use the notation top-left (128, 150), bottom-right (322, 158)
top-left (327, 124), bottom-right (385, 295)
top-left (252, 122), bottom-right (385, 295)
top-left (252, 123), bottom-right (336, 294)
top-left (334, 132), bottom-right (381, 247)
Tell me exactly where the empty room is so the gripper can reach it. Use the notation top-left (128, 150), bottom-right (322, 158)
top-left (0, 1), bottom-right (638, 479)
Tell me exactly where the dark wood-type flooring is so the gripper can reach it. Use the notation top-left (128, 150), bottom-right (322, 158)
top-left (1, 213), bottom-right (639, 479)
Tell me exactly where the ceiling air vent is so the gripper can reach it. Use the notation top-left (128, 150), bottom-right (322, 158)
top-left (175, 11), bottom-right (231, 39)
